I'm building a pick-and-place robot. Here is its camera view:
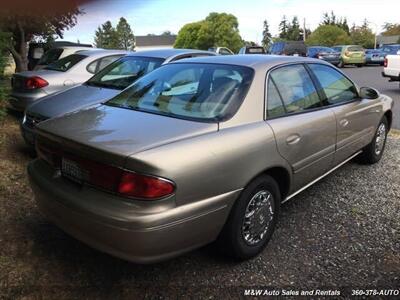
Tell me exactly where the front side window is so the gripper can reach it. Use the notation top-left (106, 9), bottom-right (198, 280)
top-left (106, 63), bottom-right (254, 122)
top-left (44, 54), bottom-right (87, 72)
top-left (86, 56), bottom-right (164, 90)
top-left (268, 64), bottom-right (321, 115)
top-left (308, 64), bottom-right (358, 105)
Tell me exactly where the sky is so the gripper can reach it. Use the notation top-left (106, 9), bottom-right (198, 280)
top-left (62, 0), bottom-right (400, 45)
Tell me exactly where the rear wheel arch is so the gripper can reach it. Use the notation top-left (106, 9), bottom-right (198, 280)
top-left (384, 110), bottom-right (392, 130)
top-left (261, 167), bottom-right (291, 201)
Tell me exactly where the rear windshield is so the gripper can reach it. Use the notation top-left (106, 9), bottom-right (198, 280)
top-left (106, 63), bottom-right (254, 122)
top-left (348, 46), bottom-right (364, 52)
top-left (37, 48), bottom-right (63, 65)
top-left (86, 56), bottom-right (164, 90)
top-left (246, 47), bottom-right (265, 54)
top-left (44, 54), bottom-right (87, 72)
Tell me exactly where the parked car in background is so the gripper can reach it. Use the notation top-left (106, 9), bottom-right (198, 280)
top-left (208, 47), bottom-right (234, 55)
top-left (8, 49), bottom-right (128, 112)
top-left (28, 55), bottom-right (393, 263)
top-left (238, 46), bottom-right (266, 54)
top-left (382, 54), bottom-right (400, 87)
top-left (29, 41), bottom-right (93, 70)
top-left (21, 49), bottom-right (216, 147)
top-left (380, 44), bottom-right (400, 57)
top-left (268, 41), bottom-right (307, 56)
top-left (307, 46), bottom-right (340, 65)
top-left (332, 45), bottom-right (366, 68)
top-left (365, 49), bottom-right (385, 65)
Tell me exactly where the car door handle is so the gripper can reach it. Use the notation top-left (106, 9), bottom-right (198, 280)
top-left (286, 134), bottom-right (301, 145)
top-left (340, 119), bottom-right (349, 127)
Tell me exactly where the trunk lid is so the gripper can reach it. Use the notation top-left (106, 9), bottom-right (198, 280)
top-left (36, 105), bottom-right (218, 167)
top-left (27, 84), bottom-right (120, 120)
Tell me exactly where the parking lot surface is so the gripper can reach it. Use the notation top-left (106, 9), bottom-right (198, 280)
top-left (0, 109), bottom-right (399, 298)
top-left (342, 65), bottom-right (400, 129)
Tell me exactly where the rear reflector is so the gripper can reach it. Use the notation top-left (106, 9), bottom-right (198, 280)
top-left (26, 76), bottom-right (48, 89)
top-left (384, 58), bottom-right (388, 68)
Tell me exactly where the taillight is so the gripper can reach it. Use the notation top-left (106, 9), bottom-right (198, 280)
top-left (37, 142), bottom-right (175, 200)
top-left (118, 172), bottom-right (175, 198)
top-left (384, 58), bottom-right (388, 68)
top-left (26, 76), bottom-right (48, 89)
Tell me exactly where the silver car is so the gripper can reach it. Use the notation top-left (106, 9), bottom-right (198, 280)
top-left (28, 55), bottom-right (393, 263)
top-left (20, 49), bottom-right (216, 147)
top-left (8, 49), bottom-right (128, 112)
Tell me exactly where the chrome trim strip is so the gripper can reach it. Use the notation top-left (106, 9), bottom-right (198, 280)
top-left (283, 150), bottom-right (362, 203)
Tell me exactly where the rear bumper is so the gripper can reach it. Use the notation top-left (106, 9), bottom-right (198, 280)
top-left (382, 71), bottom-right (400, 81)
top-left (342, 57), bottom-right (365, 65)
top-left (320, 57), bottom-right (340, 65)
top-left (28, 159), bottom-right (238, 263)
top-left (8, 91), bottom-right (48, 112)
top-left (20, 122), bottom-right (36, 147)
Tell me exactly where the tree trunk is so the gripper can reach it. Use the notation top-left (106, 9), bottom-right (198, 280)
top-left (8, 20), bottom-right (29, 72)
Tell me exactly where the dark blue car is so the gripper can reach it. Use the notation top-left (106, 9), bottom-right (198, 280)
top-left (365, 49), bottom-right (385, 65)
top-left (307, 46), bottom-right (341, 65)
top-left (381, 44), bottom-right (400, 57)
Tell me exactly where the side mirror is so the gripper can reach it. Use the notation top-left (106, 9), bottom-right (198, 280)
top-left (359, 87), bottom-right (379, 99)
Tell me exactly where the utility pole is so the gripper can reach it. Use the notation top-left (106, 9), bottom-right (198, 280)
top-left (303, 18), bottom-right (306, 41)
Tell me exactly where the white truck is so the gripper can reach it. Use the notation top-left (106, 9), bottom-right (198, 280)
top-left (382, 52), bottom-right (400, 87)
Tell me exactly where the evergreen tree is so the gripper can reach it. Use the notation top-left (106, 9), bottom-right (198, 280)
top-left (261, 20), bottom-right (272, 48)
top-left (287, 16), bottom-right (302, 41)
top-left (116, 17), bottom-right (135, 50)
top-left (278, 15), bottom-right (289, 39)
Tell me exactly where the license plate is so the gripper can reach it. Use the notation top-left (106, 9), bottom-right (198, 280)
top-left (61, 158), bottom-right (88, 183)
top-left (293, 53), bottom-right (299, 57)
top-left (372, 57), bottom-right (380, 61)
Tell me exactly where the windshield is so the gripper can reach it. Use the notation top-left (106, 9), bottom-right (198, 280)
top-left (86, 56), bottom-right (164, 90)
top-left (44, 54), bottom-right (87, 72)
top-left (106, 63), bottom-right (254, 122)
top-left (37, 48), bottom-right (63, 65)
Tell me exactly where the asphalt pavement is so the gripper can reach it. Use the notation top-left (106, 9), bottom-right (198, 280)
top-left (342, 65), bottom-right (400, 129)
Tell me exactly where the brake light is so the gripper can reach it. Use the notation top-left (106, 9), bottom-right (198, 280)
top-left (384, 58), bottom-right (388, 68)
top-left (36, 142), bottom-right (175, 199)
top-left (118, 172), bottom-right (175, 198)
top-left (26, 76), bottom-right (48, 89)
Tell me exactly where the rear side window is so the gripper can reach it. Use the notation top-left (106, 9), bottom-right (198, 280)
top-left (267, 64), bottom-right (321, 116)
top-left (37, 48), bottom-right (63, 65)
top-left (44, 54), bottom-right (86, 72)
top-left (266, 78), bottom-right (286, 118)
top-left (87, 55), bottom-right (123, 74)
top-left (308, 64), bottom-right (358, 105)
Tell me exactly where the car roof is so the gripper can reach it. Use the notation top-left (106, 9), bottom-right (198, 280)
top-left (76, 49), bottom-right (131, 57)
top-left (171, 54), bottom-right (325, 70)
top-left (125, 48), bottom-right (215, 59)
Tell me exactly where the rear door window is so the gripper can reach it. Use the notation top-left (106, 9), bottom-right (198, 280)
top-left (44, 54), bottom-right (87, 72)
top-left (308, 64), bottom-right (358, 105)
top-left (268, 64), bottom-right (321, 115)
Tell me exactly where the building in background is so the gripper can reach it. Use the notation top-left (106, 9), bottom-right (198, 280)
top-left (135, 35), bottom-right (177, 51)
top-left (377, 35), bottom-right (400, 46)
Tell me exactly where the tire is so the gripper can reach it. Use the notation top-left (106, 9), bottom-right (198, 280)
top-left (357, 64), bottom-right (363, 68)
top-left (359, 117), bottom-right (388, 164)
top-left (337, 59), bottom-right (344, 68)
top-left (217, 175), bottom-right (281, 260)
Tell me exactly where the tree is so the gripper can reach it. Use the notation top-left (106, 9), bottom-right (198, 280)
top-left (174, 13), bottom-right (243, 52)
top-left (382, 23), bottom-right (400, 36)
top-left (94, 21), bottom-right (120, 49)
top-left (278, 15), bottom-right (289, 39)
top-left (261, 20), bottom-right (272, 48)
top-left (321, 11), bottom-right (349, 34)
top-left (286, 16), bottom-right (302, 41)
top-left (306, 25), bottom-right (351, 47)
top-left (116, 17), bottom-right (135, 50)
top-left (161, 31), bottom-right (173, 36)
top-left (350, 19), bottom-right (375, 48)
top-left (0, 4), bottom-right (82, 72)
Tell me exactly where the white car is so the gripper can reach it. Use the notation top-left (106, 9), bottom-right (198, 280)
top-left (9, 49), bottom-right (129, 112)
top-left (382, 51), bottom-right (400, 87)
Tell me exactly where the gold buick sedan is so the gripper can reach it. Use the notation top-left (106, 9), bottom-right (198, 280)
top-left (28, 55), bottom-right (393, 263)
